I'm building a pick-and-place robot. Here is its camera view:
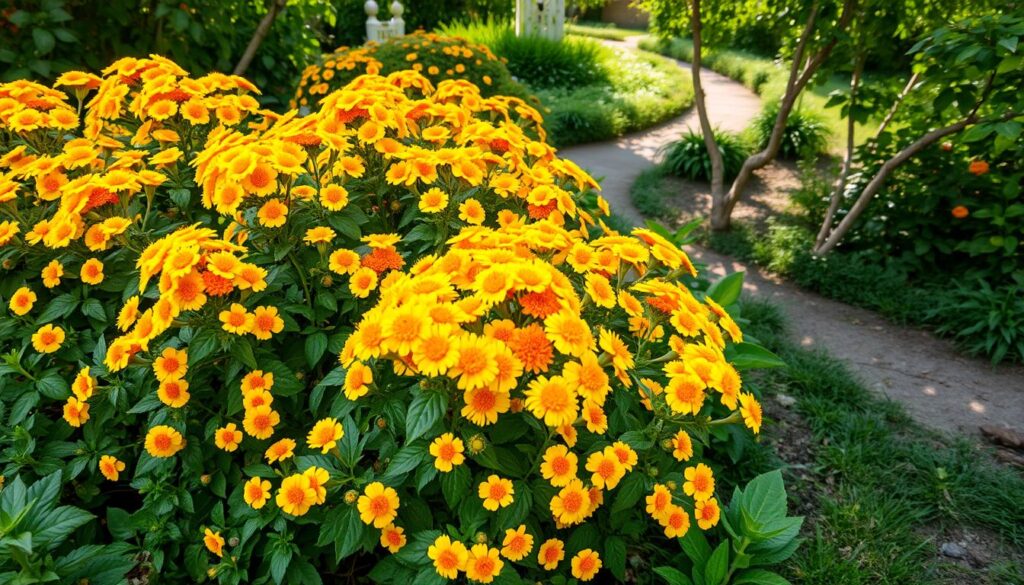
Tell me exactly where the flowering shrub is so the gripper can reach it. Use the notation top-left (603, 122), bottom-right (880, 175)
top-left (291, 31), bottom-right (526, 111)
top-left (0, 55), bottom-right (793, 584)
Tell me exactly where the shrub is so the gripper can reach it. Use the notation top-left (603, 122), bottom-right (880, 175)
top-left (931, 277), bottom-right (1024, 363)
top-left (291, 31), bottom-right (526, 110)
top-left (660, 128), bottom-right (751, 182)
top-left (750, 102), bottom-right (830, 159)
top-left (0, 57), bottom-right (791, 583)
top-left (440, 19), bottom-right (608, 89)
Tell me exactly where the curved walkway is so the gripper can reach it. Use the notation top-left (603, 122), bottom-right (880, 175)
top-left (561, 43), bottom-right (1024, 437)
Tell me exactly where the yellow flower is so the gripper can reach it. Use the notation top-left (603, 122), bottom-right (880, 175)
top-left (500, 525), bottom-right (533, 561)
top-left (349, 267), bottom-right (379, 298)
top-left (153, 346), bottom-right (188, 381)
top-left (257, 199), bottom-right (288, 228)
top-left (585, 447), bottom-right (626, 489)
top-left (71, 367), bottom-right (95, 401)
top-left (8, 286), bottom-right (36, 316)
top-left (80, 258), bottom-right (105, 285)
top-left (276, 474), bottom-right (316, 516)
top-left (462, 386), bottom-right (510, 426)
top-left (219, 303), bottom-right (254, 334)
top-left (251, 306), bottom-right (284, 340)
top-left (215, 423), bottom-right (243, 452)
top-left (41, 259), bottom-right (63, 288)
top-left (98, 455), bottom-right (125, 481)
top-left (458, 198), bottom-right (485, 225)
top-left (646, 483), bottom-right (674, 522)
top-left (63, 396), bottom-right (90, 427)
top-left (319, 184), bottom-right (349, 211)
top-left (610, 441), bottom-right (638, 471)
top-left (419, 187), bottom-right (448, 213)
top-left (412, 325), bottom-right (459, 376)
top-left (585, 273), bottom-right (616, 308)
top-left (241, 370), bottom-right (275, 394)
top-left (544, 311), bottom-right (595, 358)
top-left (571, 549), bottom-right (602, 582)
top-left (429, 432), bottom-right (465, 472)
top-left (204, 528), bottom-right (225, 557)
top-left (739, 392), bottom-right (762, 434)
top-left (524, 375), bottom-right (578, 427)
top-left (329, 249), bottom-right (361, 275)
top-left (663, 504), bottom-right (691, 538)
top-left (117, 295), bottom-right (140, 331)
top-left (157, 378), bottom-right (190, 408)
top-left (465, 544), bottom-right (503, 583)
top-left (672, 430), bottom-right (694, 461)
top-left (357, 482), bottom-right (400, 528)
top-left (303, 226), bottom-right (336, 244)
top-left (683, 463), bottom-right (715, 502)
top-left (540, 444), bottom-right (578, 487)
top-left (380, 524), bottom-right (407, 553)
top-left (243, 405), bottom-right (280, 439)
top-left (537, 538), bottom-right (565, 570)
top-left (243, 477), bottom-right (272, 509)
top-left (265, 438), bottom-right (296, 463)
top-left (428, 535), bottom-right (468, 580)
top-left (304, 466), bottom-right (329, 504)
top-left (665, 371), bottom-right (706, 415)
top-left (31, 324), bottom-right (65, 353)
top-left (695, 497), bottom-right (721, 530)
top-left (145, 425), bottom-right (184, 458)
top-left (307, 417), bottom-right (344, 453)
top-left (344, 360), bottom-right (373, 399)
top-left (449, 334), bottom-right (499, 391)
top-left (477, 475), bottom-right (514, 511)
top-left (550, 478), bottom-right (590, 525)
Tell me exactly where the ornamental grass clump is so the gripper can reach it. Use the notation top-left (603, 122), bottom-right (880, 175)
top-left (0, 55), bottom-right (791, 585)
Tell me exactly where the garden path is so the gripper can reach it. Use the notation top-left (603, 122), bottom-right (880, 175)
top-left (561, 41), bottom-right (1024, 438)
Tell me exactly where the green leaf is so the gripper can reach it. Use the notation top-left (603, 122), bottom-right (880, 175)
top-left (380, 442), bottom-right (427, 482)
top-left (37, 294), bottom-right (78, 323)
top-left (33, 28), bottom-right (56, 54)
top-left (706, 271), bottom-right (745, 307)
top-left (440, 464), bottom-right (470, 509)
top-left (229, 338), bottom-right (258, 370)
top-left (653, 566), bottom-right (694, 585)
top-left (327, 506), bottom-right (365, 560)
top-left (738, 470), bottom-right (787, 524)
top-left (394, 529), bottom-right (442, 566)
top-left (81, 298), bottom-right (106, 322)
top-left (678, 525), bottom-right (712, 566)
top-left (611, 472), bottom-right (646, 514)
top-left (168, 188), bottom-right (191, 209)
top-left (725, 342), bottom-right (785, 369)
top-left (31, 506), bottom-right (93, 550)
top-left (704, 541), bottom-right (729, 585)
top-left (733, 569), bottom-right (791, 585)
top-left (604, 535), bottom-right (627, 581)
top-left (36, 372), bottom-right (69, 400)
top-left (270, 547), bottom-right (292, 584)
top-left (305, 332), bottom-right (328, 369)
top-left (998, 36), bottom-right (1019, 53)
top-left (405, 388), bottom-right (447, 443)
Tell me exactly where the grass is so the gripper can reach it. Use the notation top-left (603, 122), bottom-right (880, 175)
top-left (638, 37), bottom-right (888, 153)
top-left (739, 299), bottom-right (1024, 583)
top-left (566, 21), bottom-right (646, 41)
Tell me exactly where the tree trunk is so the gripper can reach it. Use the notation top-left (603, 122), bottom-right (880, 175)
top-left (234, 0), bottom-right (288, 76)
top-left (713, 0), bottom-right (858, 230)
top-left (815, 54), bottom-right (864, 249)
top-left (873, 72), bottom-right (920, 140)
top-left (688, 0), bottom-right (727, 229)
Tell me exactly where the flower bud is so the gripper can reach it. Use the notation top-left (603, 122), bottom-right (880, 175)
top-left (376, 417), bottom-right (387, 429)
top-left (510, 398), bottom-right (524, 413)
top-left (468, 434), bottom-right (486, 454)
top-left (200, 474), bottom-right (211, 485)
top-left (228, 537), bottom-right (240, 547)
top-left (661, 439), bottom-right (673, 450)
top-left (665, 480), bottom-right (677, 491)
top-left (474, 532), bottom-right (488, 544)
top-left (321, 275), bottom-right (334, 287)
top-left (648, 467), bottom-right (659, 478)
top-left (344, 489), bottom-right (359, 504)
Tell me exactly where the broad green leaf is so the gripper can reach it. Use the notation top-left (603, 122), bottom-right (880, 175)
top-left (304, 332), bottom-right (328, 369)
top-left (725, 342), bottom-right (785, 370)
top-left (704, 541), bottom-right (729, 585)
top-left (604, 535), bottom-right (627, 581)
top-left (653, 566), bottom-right (694, 585)
top-left (733, 569), bottom-right (791, 585)
top-left (440, 464), bottom-right (470, 509)
top-left (405, 388), bottom-right (447, 442)
top-left (611, 472), bottom-right (646, 514)
top-left (707, 271), bottom-right (745, 307)
top-left (739, 470), bottom-right (787, 524)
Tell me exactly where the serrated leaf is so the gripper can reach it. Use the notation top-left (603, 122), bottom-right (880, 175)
top-left (305, 332), bottom-right (328, 369)
top-left (405, 388), bottom-right (446, 442)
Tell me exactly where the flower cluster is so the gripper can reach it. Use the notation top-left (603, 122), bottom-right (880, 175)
top-left (291, 31), bottom-right (524, 111)
top-left (0, 55), bottom-right (765, 585)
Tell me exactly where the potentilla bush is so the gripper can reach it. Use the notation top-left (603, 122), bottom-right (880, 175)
top-left (291, 31), bottom-right (526, 112)
top-left (0, 56), bottom-right (795, 585)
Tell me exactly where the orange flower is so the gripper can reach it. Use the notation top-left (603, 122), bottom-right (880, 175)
top-left (251, 306), bottom-right (284, 340)
top-left (80, 258), bottom-right (105, 285)
top-left (98, 455), bottom-right (126, 481)
top-left (951, 205), bottom-right (969, 219)
top-left (968, 160), bottom-right (989, 175)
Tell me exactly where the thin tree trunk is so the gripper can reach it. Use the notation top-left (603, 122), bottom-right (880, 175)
top-left (689, 0), bottom-right (727, 229)
top-left (234, 0), bottom-right (288, 76)
top-left (715, 0), bottom-right (859, 229)
top-left (815, 54), bottom-right (865, 249)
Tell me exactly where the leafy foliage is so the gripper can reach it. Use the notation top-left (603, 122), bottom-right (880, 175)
top-left (931, 276), bottom-right (1024, 363)
top-left (661, 129), bottom-right (751, 182)
top-left (750, 104), bottom-right (830, 160)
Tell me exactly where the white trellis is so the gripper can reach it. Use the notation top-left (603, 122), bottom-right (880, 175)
top-left (516, 0), bottom-right (565, 41)
top-left (365, 0), bottom-right (405, 43)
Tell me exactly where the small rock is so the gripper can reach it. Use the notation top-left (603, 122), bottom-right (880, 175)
top-left (940, 542), bottom-right (968, 559)
top-left (776, 394), bottom-right (796, 408)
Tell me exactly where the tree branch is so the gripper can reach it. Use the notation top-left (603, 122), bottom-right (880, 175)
top-left (815, 53), bottom-right (864, 249)
top-left (689, 0), bottom-right (726, 227)
top-left (234, 0), bottom-right (288, 76)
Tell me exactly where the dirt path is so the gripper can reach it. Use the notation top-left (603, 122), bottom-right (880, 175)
top-left (561, 44), bottom-right (1024, 437)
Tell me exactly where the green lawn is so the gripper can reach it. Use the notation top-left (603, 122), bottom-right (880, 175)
top-left (737, 299), bottom-right (1024, 584)
top-left (639, 37), bottom-right (891, 153)
top-left (566, 21), bottom-right (646, 41)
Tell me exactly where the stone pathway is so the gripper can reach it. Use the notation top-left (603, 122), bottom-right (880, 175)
top-left (561, 43), bottom-right (1024, 437)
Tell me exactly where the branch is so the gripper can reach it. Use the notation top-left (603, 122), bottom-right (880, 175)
top-left (234, 0), bottom-right (288, 76)
top-left (814, 110), bottom-right (1021, 254)
top-left (873, 72), bottom-right (919, 140)
top-left (815, 53), bottom-right (864, 249)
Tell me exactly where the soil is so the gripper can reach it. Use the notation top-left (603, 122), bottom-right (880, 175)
top-left (661, 161), bottom-right (801, 229)
top-left (561, 43), bottom-right (1024, 440)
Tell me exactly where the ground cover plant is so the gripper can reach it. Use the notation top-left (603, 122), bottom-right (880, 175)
top-left (0, 57), bottom-right (792, 584)
top-left (736, 300), bottom-right (1024, 584)
top-left (566, 21), bottom-right (645, 42)
top-left (439, 19), bottom-right (694, 146)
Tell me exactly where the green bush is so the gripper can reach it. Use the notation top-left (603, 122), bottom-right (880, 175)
top-left (440, 20), bottom-right (607, 89)
top-left (750, 103), bottom-right (830, 159)
top-left (931, 277), bottom-right (1024, 363)
top-left (660, 129), bottom-right (751, 182)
